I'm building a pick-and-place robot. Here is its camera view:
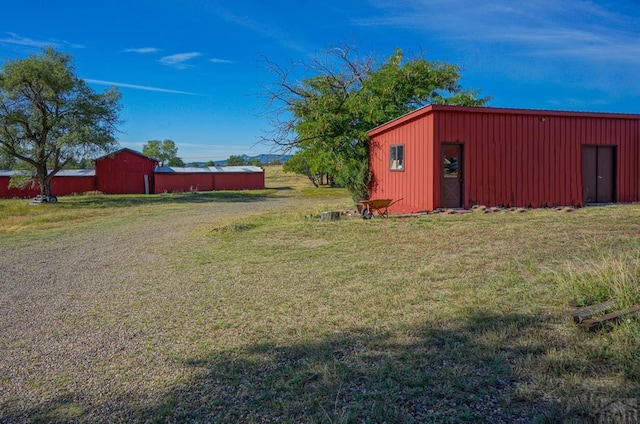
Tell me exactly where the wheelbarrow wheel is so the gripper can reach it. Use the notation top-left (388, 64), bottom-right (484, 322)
top-left (360, 207), bottom-right (372, 219)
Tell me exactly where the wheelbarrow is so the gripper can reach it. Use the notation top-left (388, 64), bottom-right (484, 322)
top-left (358, 198), bottom-right (403, 219)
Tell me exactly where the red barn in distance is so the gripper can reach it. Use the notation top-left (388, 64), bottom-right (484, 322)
top-left (0, 171), bottom-right (40, 198)
top-left (0, 148), bottom-right (266, 199)
top-left (211, 166), bottom-right (265, 191)
top-left (368, 105), bottom-right (640, 214)
top-left (154, 165), bottom-right (265, 193)
top-left (51, 170), bottom-right (96, 195)
top-left (94, 148), bottom-right (158, 194)
top-left (153, 166), bottom-right (215, 193)
top-left (0, 170), bottom-right (95, 198)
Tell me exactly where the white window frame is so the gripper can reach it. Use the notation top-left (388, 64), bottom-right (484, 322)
top-left (390, 144), bottom-right (404, 171)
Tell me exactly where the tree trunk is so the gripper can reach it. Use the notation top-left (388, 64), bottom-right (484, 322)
top-left (36, 167), bottom-right (52, 196)
top-left (42, 177), bottom-right (53, 196)
top-left (308, 175), bottom-right (319, 187)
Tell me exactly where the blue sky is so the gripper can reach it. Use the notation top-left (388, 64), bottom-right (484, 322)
top-left (1, 0), bottom-right (639, 162)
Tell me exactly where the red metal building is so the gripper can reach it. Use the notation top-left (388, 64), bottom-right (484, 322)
top-left (1, 161), bottom-right (265, 198)
top-left (368, 105), bottom-right (640, 214)
top-left (154, 167), bottom-right (215, 193)
top-left (51, 170), bottom-right (96, 195)
top-left (95, 148), bottom-right (158, 194)
top-left (0, 172), bottom-right (40, 198)
top-left (154, 166), bottom-right (265, 193)
top-left (0, 170), bottom-right (95, 198)
top-left (211, 166), bottom-right (265, 190)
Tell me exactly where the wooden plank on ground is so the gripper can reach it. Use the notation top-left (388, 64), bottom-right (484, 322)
top-left (571, 300), bottom-right (616, 323)
top-left (579, 305), bottom-right (640, 331)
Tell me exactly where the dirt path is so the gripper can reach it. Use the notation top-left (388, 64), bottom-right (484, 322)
top-left (0, 194), bottom-right (302, 422)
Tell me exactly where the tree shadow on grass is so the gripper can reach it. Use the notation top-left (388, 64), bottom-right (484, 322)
top-left (137, 312), bottom-right (575, 423)
top-left (61, 189), bottom-right (279, 209)
top-left (266, 186), bottom-right (294, 191)
top-left (5, 311), bottom-right (637, 423)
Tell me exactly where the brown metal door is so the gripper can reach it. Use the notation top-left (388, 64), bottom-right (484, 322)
top-left (582, 146), bottom-right (597, 203)
top-left (582, 146), bottom-right (615, 204)
top-left (596, 147), bottom-right (615, 203)
top-left (441, 144), bottom-right (463, 208)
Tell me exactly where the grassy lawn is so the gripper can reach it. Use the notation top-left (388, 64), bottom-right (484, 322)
top-left (1, 166), bottom-right (639, 422)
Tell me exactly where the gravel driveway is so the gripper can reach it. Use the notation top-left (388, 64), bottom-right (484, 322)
top-left (0, 195), bottom-right (300, 422)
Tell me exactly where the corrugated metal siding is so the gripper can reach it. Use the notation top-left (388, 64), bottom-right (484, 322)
top-left (95, 150), bottom-right (157, 194)
top-left (213, 172), bottom-right (265, 190)
top-left (0, 158), bottom-right (267, 198)
top-left (51, 176), bottom-right (96, 195)
top-left (0, 177), bottom-right (40, 198)
top-left (154, 167), bottom-right (265, 192)
top-left (369, 114), bottom-right (435, 213)
top-left (434, 110), bottom-right (639, 208)
top-left (0, 175), bottom-right (95, 198)
top-left (369, 105), bottom-right (640, 213)
top-left (154, 173), bottom-right (214, 193)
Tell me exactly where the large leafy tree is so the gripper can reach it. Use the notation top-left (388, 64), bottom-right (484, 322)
top-left (142, 139), bottom-right (183, 167)
top-left (226, 155), bottom-right (247, 166)
top-left (0, 47), bottom-right (121, 196)
top-left (262, 46), bottom-right (490, 199)
top-left (282, 145), bottom-right (334, 187)
top-left (0, 151), bottom-right (16, 169)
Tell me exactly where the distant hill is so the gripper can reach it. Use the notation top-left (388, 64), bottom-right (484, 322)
top-left (200, 154), bottom-right (291, 166)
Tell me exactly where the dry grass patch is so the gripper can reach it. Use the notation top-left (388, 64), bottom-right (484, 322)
top-left (133, 205), bottom-right (640, 421)
top-left (1, 174), bottom-right (640, 422)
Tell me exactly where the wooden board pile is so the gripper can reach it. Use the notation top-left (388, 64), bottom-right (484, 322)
top-left (570, 297), bottom-right (640, 331)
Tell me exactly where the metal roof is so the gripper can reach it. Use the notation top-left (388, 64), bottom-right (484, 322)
top-left (94, 148), bottom-right (159, 162)
top-left (154, 166), bottom-right (212, 173)
top-left (0, 170), bottom-right (30, 177)
top-left (0, 169), bottom-right (95, 177)
top-left (368, 104), bottom-right (640, 137)
top-left (208, 166), bottom-right (263, 173)
top-left (54, 169), bottom-right (96, 177)
top-left (154, 166), bottom-right (264, 173)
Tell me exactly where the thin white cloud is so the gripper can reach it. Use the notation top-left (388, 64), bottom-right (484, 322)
top-left (84, 78), bottom-right (201, 96)
top-left (496, 28), bottom-right (640, 64)
top-left (547, 97), bottom-right (611, 109)
top-left (0, 32), bottom-right (54, 48)
top-left (159, 52), bottom-right (202, 69)
top-left (0, 32), bottom-right (84, 49)
top-left (356, 0), bottom-right (640, 64)
top-left (219, 9), bottom-right (306, 53)
top-left (209, 58), bottom-right (233, 64)
top-left (125, 47), bottom-right (161, 54)
top-left (64, 41), bottom-right (86, 49)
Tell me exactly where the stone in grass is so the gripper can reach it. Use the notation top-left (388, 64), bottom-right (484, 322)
top-left (484, 207), bottom-right (501, 213)
top-left (319, 211), bottom-right (341, 221)
top-left (554, 205), bottom-right (576, 212)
